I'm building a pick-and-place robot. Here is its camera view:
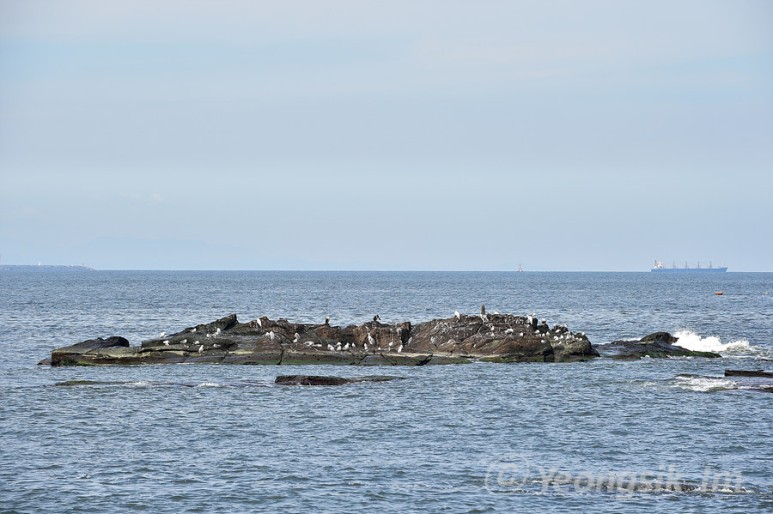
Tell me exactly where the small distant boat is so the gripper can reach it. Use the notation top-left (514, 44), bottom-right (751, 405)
top-left (714, 291), bottom-right (724, 296)
top-left (516, 264), bottom-right (524, 272)
top-left (651, 260), bottom-right (727, 273)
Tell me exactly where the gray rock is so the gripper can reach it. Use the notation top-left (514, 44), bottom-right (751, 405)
top-left (45, 312), bottom-right (599, 366)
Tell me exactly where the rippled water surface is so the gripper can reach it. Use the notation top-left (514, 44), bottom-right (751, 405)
top-left (1, 271), bottom-right (771, 512)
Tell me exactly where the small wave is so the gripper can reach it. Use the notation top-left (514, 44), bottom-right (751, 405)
top-left (194, 382), bottom-right (224, 388)
top-left (673, 375), bottom-right (737, 393)
top-left (128, 381), bottom-right (155, 388)
top-left (673, 330), bottom-right (752, 355)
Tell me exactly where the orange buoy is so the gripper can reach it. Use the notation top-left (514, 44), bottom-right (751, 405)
top-left (714, 291), bottom-right (724, 296)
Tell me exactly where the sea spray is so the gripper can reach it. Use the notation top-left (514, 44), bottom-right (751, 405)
top-left (673, 330), bottom-right (751, 354)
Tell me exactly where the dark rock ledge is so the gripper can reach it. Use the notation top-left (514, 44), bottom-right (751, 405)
top-left (275, 375), bottom-right (401, 386)
top-left (43, 312), bottom-right (600, 367)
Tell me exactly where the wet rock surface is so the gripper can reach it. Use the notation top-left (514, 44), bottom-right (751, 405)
top-left (724, 369), bottom-right (773, 393)
top-left (275, 375), bottom-right (401, 386)
top-left (724, 369), bottom-right (773, 378)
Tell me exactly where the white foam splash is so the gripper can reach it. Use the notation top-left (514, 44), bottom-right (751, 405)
top-left (673, 375), bottom-right (738, 393)
top-left (128, 381), bottom-right (154, 388)
top-left (195, 382), bottom-right (223, 388)
top-left (673, 330), bottom-right (751, 354)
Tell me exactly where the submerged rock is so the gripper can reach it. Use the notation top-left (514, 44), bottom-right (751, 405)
top-left (724, 369), bottom-right (773, 378)
top-left (43, 312), bottom-right (599, 367)
top-left (724, 369), bottom-right (773, 393)
top-left (594, 332), bottom-right (722, 360)
top-left (275, 375), bottom-right (400, 386)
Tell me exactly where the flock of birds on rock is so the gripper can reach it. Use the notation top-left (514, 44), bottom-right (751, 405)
top-left (166, 306), bottom-right (580, 355)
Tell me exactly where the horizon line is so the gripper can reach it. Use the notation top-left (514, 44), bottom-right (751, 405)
top-left (2, 264), bottom-right (766, 273)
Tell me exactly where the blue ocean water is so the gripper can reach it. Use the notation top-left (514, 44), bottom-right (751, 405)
top-left (1, 270), bottom-right (771, 512)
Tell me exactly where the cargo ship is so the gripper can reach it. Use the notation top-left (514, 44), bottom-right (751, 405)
top-left (651, 260), bottom-right (727, 272)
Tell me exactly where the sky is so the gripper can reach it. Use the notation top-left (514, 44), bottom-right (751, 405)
top-left (1, 0), bottom-right (771, 271)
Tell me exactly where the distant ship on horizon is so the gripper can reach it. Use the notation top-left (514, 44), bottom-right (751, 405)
top-left (651, 260), bottom-right (727, 273)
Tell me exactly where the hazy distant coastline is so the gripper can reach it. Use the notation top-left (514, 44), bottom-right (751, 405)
top-left (0, 264), bottom-right (94, 272)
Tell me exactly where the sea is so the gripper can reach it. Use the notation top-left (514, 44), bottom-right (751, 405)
top-left (1, 270), bottom-right (771, 513)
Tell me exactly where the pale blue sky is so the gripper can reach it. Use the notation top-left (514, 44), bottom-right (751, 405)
top-left (1, 0), bottom-right (771, 270)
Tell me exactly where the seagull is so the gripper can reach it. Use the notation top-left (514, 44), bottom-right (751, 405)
top-left (215, 328), bottom-right (221, 335)
top-left (367, 332), bottom-right (376, 347)
top-left (388, 341), bottom-right (394, 351)
top-left (181, 339), bottom-right (187, 344)
top-left (398, 344), bottom-right (403, 353)
top-left (163, 340), bottom-right (170, 346)
top-left (198, 345), bottom-right (204, 353)
top-left (324, 316), bottom-right (330, 326)
top-left (268, 331), bottom-right (275, 341)
top-left (454, 311), bottom-right (461, 321)
top-left (327, 344), bottom-right (334, 351)
top-left (373, 314), bottom-right (381, 323)
top-left (364, 342), bottom-right (368, 351)
top-left (293, 333), bottom-right (300, 343)
top-left (480, 304), bottom-right (488, 322)
top-left (505, 328), bottom-right (514, 335)
top-left (256, 318), bottom-right (262, 328)
top-left (343, 343), bottom-right (350, 351)
top-left (159, 332), bottom-right (166, 338)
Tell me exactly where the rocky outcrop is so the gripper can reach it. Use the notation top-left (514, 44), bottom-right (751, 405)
top-left (407, 314), bottom-right (597, 362)
top-left (43, 312), bottom-right (599, 366)
top-left (594, 332), bottom-right (722, 360)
